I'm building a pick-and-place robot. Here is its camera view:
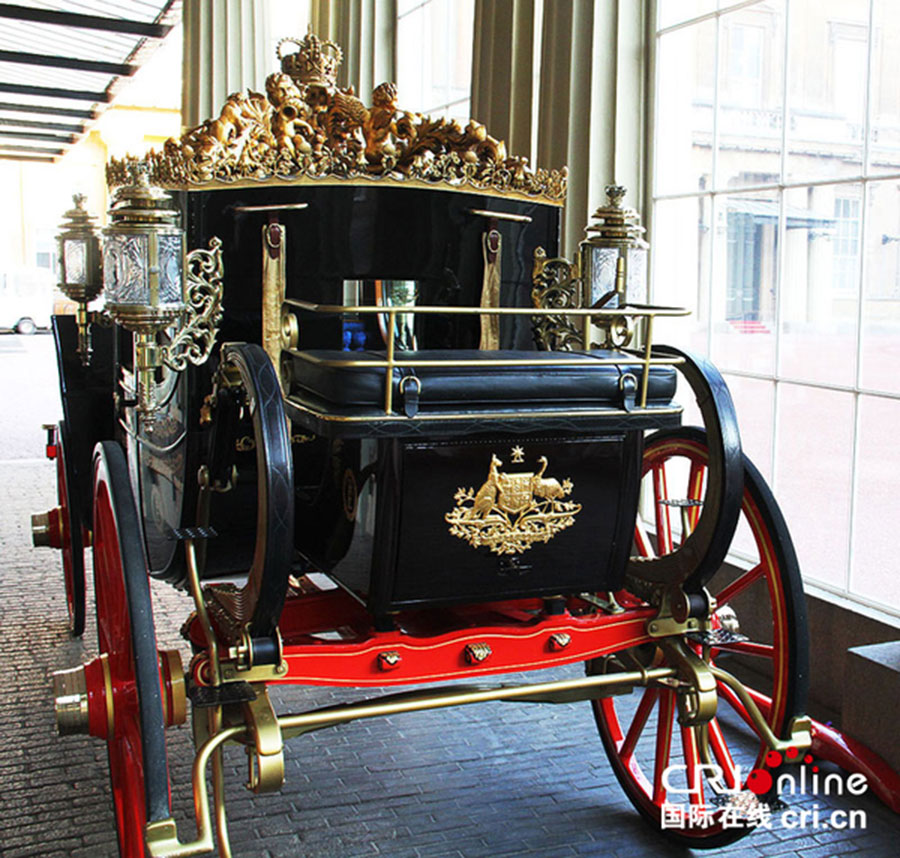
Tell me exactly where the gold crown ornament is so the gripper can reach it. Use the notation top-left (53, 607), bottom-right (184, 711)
top-left (277, 31), bottom-right (342, 89)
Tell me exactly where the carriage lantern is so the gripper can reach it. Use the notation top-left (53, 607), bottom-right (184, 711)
top-left (580, 184), bottom-right (648, 308)
top-left (56, 193), bottom-right (103, 364)
top-left (102, 164), bottom-right (223, 426)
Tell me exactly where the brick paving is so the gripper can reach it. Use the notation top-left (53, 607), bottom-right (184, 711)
top-left (1, 334), bottom-right (899, 858)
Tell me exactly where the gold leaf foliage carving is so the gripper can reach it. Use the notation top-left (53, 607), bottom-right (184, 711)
top-left (107, 33), bottom-right (566, 204)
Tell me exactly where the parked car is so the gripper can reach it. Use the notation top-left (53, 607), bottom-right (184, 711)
top-left (0, 267), bottom-right (55, 333)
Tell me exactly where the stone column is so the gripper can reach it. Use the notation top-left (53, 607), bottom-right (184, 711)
top-left (181, 0), bottom-right (274, 129)
top-left (471, 0), bottom-right (537, 163)
top-left (311, 0), bottom-right (395, 96)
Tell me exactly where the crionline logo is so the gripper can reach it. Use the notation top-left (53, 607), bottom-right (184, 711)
top-left (659, 746), bottom-right (869, 831)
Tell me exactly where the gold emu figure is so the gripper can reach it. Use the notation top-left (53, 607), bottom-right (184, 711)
top-left (531, 455), bottom-right (565, 500)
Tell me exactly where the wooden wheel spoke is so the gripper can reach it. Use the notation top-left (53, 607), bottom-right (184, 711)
top-left (620, 686), bottom-right (660, 761)
top-left (653, 464), bottom-right (674, 554)
top-left (634, 517), bottom-right (656, 559)
top-left (686, 461), bottom-right (705, 533)
top-left (715, 563), bottom-right (765, 606)
top-left (653, 689), bottom-right (675, 804)
top-left (715, 640), bottom-right (775, 659)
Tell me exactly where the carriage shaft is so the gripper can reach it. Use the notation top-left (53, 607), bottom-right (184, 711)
top-left (146, 667), bottom-right (678, 857)
top-left (278, 667), bottom-right (678, 739)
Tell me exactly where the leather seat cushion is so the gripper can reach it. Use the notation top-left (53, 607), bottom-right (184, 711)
top-left (288, 349), bottom-right (677, 411)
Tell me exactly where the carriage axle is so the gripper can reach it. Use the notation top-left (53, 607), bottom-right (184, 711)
top-left (52, 649), bottom-right (187, 739)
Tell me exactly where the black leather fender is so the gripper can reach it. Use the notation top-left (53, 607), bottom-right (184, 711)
top-left (626, 346), bottom-right (743, 592)
top-left (219, 342), bottom-right (295, 637)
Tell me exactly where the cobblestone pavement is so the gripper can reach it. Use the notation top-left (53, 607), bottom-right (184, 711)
top-left (1, 334), bottom-right (899, 858)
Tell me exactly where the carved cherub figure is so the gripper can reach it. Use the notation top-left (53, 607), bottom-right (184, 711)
top-left (363, 82), bottom-right (400, 163)
top-left (266, 72), bottom-right (317, 154)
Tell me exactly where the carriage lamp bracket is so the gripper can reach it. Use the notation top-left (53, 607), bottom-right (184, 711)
top-left (158, 238), bottom-right (224, 374)
top-left (121, 238), bottom-right (224, 426)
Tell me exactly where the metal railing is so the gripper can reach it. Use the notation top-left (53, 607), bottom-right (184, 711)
top-left (284, 299), bottom-right (690, 416)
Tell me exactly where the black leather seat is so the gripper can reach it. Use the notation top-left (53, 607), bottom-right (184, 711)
top-left (284, 349), bottom-right (678, 434)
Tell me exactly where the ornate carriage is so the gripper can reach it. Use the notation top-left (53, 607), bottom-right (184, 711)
top-left (36, 33), bottom-right (814, 857)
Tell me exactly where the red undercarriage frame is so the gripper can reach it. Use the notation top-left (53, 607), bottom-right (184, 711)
top-left (189, 587), bottom-right (655, 687)
top-left (185, 582), bottom-right (900, 815)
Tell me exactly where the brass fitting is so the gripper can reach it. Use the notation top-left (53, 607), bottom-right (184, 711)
top-left (31, 508), bottom-right (63, 549)
top-left (52, 665), bottom-right (90, 736)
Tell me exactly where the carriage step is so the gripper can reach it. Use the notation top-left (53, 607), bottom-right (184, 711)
top-left (170, 526), bottom-right (218, 541)
top-left (686, 628), bottom-right (749, 647)
top-left (188, 681), bottom-right (256, 708)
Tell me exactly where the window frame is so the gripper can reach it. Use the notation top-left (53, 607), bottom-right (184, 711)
top-left (646, 0), bottom-right (900, 618)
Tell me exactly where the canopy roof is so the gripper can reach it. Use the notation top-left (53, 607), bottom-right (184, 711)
top-left (0, 0), bottom-right (180, 162)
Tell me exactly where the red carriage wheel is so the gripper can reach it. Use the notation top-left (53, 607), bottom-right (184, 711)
top-left (593, 427), bottom-right (809, 848)
top-left (93, 441), bottom-right (172, 857)
top-left (55, 420), bottom-right (86, 636)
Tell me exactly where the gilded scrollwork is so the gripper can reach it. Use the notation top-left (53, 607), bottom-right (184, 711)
top-left (160, 237), bottom-right (224, 372)
top-left (106, 32), bottom-right (566, 204)
top-left (531, 246), bottom-right (584, 351)
top-left (531, 247), bottom-right (634, 351)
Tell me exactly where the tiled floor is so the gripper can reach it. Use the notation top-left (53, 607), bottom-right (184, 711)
top-left (1, 335), bottom-right (898, 858)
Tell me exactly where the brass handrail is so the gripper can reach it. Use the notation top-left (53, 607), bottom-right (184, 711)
top-left (284, 299), bottom-right (689, 415)
top-left (284, 298), bottom-right (688, 316)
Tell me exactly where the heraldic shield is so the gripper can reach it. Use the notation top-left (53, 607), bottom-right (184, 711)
top-left (445, 449), bottom-right (582, 555)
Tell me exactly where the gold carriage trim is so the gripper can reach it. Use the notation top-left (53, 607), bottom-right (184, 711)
top-left (106, 32), bottom-right (567, 204)
top-left (445, 452), bottom-right (582, 556)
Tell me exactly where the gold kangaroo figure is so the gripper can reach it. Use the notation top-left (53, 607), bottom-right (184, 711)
top-left (470, 454), bottom-right (502, 518)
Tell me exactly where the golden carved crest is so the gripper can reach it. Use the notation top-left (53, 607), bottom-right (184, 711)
top-left (445, 451), bottom-right (581, 555)
top-left (106, 32), bottom-right (566, 204)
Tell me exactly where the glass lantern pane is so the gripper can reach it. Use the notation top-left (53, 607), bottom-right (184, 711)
top-left (587, 247), bottom-right (619, 304)
top-left (104, 233), bottom-right (149, 304)
top-left (626, 246), bottom-right (648, 304)
top-left (63, 239), bottom-right (87, 285)
top-left (158, 234), bottom-right (183, 305)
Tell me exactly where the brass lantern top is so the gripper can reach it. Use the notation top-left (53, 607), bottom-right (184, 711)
top-left (582, 184), bottom-right (648, 250)
top-left (108, 165), bottom-right (179, 228)
top-left (58, 192), bottom-right (99, 235)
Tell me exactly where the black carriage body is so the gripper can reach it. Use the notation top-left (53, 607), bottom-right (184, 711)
top-left (178, 183), bottom-right (559, 348)
top-left (138, 183), bottom-right (564, 585)
top-left (51, 315), bottom-right (116, 529)
top-left (57, 179), bottom-right (683, 614)
top-left (305, 432), bottom-right (644, 615)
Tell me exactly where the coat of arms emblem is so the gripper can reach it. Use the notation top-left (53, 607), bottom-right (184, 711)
top-left (445, 449), bottom-right (582, 555)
